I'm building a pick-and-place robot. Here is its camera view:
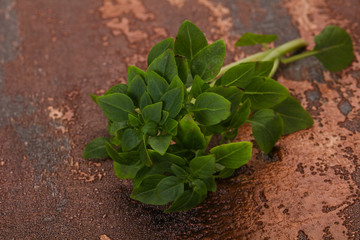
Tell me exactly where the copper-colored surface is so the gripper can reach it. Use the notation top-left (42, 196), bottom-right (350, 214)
top-left (0, 0), bottom-right (359, 239)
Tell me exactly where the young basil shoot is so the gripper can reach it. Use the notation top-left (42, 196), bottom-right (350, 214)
top-left (83, 20), bottom-right (354, 212)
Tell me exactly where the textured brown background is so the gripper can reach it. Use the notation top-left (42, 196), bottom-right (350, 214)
top-left (0, 0), bottom-right (359, 239)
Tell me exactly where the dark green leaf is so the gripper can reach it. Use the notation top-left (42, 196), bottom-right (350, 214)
top-left (90, 94), bottom-right (99, 104)
top-left (235, 33), bottom-right (278, 46)
top-left (193, 92), bottom-right (231, 126)
top-left (217, 168), bottom-right (235, 179)
top-left (161, 86), bottom-right (184, 118)
top-left (190, 75), bottom-right (209, 98)
top-left (202, 176), bottom-right (216, 192)
top-left (149, 150), bottom-right (187, 166)
top-left (105, 84), bottom-right (128, 95)
top-left (205, 86), bottom-right (243, 114)
top-left (168, 75), bottom-right (184, 91)
top-left (210, 142), bottom-right (252, 168)
top-left (159, 110), bottom-right (169, 125)
top-left (83, 137), bottom-right (109, 159)
top-left (313, 25), bottom-right (354, 71)
top-left (243, 77), bottom-right (289, 110)
top-left (127, 75), bottom-right (146, 105)
top-left (174, 20), bottom-right (208, 61)
top-left (105, 142), bottom-right (138, 165)
top-left (108, 121), bottom-right (127, 136)
top-left (131, 174), bottom-right (168, 205)
top-left (156, 176), bottom-right (184, 202)
top-left (139, 92), bottom-right (152, 110)
top-left (164, 118), bottom-right (178, 136)
top-left (141, 121), bottom-right (158, 136)
top-left (272, 96), bottom-right (313, 135)
top-left (190, 39), bottom-right (226, 82)
top-left (192, 179), bottom-right (207, 196)
top-left (247, 109), bottom-right (283, 154)
top-left (175, 56), bottom-right (189, 84)
top-left (128, 66), bottom-right (145, 83)
top-left (142, 102), bottom-right (162, 123)
top-left (113, 160), bottom-right (142, 179)
top-left (165, 190), bottom-right (204, 212)
top-left (139, 140), bottom-right (152, 167)
top-left (230, 99), bottom-right (251, 128)
top-left (122, 128), bottom-right (141, 151)
top-left (146, 71), bottom-right (169, 102)
top-left (218, 61), bottom-right (273, 87)
top-left (128, 114), bottom-right (141, 127)
top-left (148, 135), bottom-right (172, 155)
top-left (170, 164), bottom-right (188, 179)
top-left (147, 38), bottom-right (174, 66)
top-left (177, 115), bottom-right (206, 150)
top-left (147, 49), bottom-right (178, 83)
top-left (98, 93), bottom-right (135, 122)
top-left (189, 155), bottom-right (215, 179)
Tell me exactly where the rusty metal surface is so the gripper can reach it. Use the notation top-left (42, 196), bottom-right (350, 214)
top-left (0, 0), bottom-right (359, 239)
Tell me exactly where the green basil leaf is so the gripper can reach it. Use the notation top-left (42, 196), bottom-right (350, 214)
top-left (193, 92), bottom-right (231, 126)
top-left (272, 96), bottom-right (313, 135)
top-left (230, 99), bottom-right (251, 128)
top-left (177, 115), bottom-right (206, 150)
top-left (147, 38), bottom-right (174, 66)
top-left (90, 94), bottom-right (99, 104)
top-left (192, 179), bottom-right (207, 196)
top-left (159, 110), bottom-right (169, 126)
top-left (141, 121), bottom-right (158, 136)
top-left (98, 93), bottom-right (135, 122)
top-left (164, 118), bottom-right (178, 136)
top-left (218, 61), bottom-right (273, 87)
top-left (121, 128), bottom-right (142, 152)
top-left (174, 20), bottom-right (208, 61)
top-left (210, 142), bottom-right (252, 168)
top-left (128, 114), bottom-right (141, 127)
top-left (168, 75), bottom-right (184, 90)
top-left (139, 92), bottom-right (152, 110)
top-left (190, 39), bottom-right (226, 82)
top-left (202, 176), bottom-right (216, 192)
top-left (313, 25), bottom-right (354, 71)
top-left (108, 121), bottom-right (127, 136)
top-left (205, 86), bottom-right (243, 114)
top-left (131, 174), bottom-right (168, 205)
top-left (113, 160), bottom-right (142, 179)
top-left (217, 168), bottom-right (235, 179)
top-left (170, 164), bottom-right (188, 179)
top-left (189, 155), bottom-right (215, 179)
top-left (149, 150), bottom-right (187, 166)
top-left (243, 77), bottom-right (289, 110)
top-left (161, 86), bottom-right (184, 118)
top-left (139, 140), bottom-right (152, 167)
top-left (156, 176), bottom-right (184, 202)
top-left (83, 137), bottom-right (109, 159)
top-left (146, 71), bottom-right (169, 102)
top-left (142, 102), bottom-right (162, 123)
top-left (127, 75), bottom-right (146, 106)
top-left (128, 66), bottom-right (145, 83)
top-left (148, 135), bottom-right (172, 155)
top-left (165, 190), bottom-right (205, 212)
top-left (105, 142), bottom-right (138, 165)
top-left (175, 56), bottom-right (189, 84)
top-left (105, 84), bottom-right (128, 96)
top-left (235, 33), bottom-right (278, 46)
top-left (190, 75), bottom-right (209, 98)
top-left (147, 49), bottom-right (178, 83)
top-left (247, 109), bottom-right (283, 154)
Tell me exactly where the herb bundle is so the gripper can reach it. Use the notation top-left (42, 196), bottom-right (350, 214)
top-left (83, 21), bottom-right (353, 212)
